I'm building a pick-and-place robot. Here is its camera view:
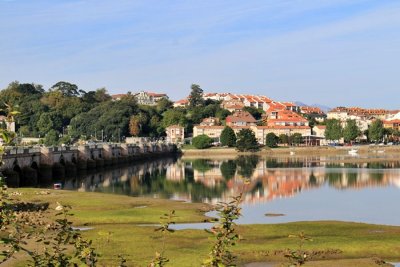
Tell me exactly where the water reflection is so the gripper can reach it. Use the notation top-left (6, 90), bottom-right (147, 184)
top-left (64, 156), bottom-right (400, 206)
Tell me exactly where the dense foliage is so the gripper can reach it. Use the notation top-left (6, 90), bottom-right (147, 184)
top-left (368, 119), bottom-right (384, 143)
top-left (324, 119), bottom-right (343, 142)
top-left (0, 81), bottom-right (232, 145)
top-left (265, 133), bottom-right (278, 148)
top-left (236, 129), bottom-right (259, 152)
top-left (343, 119), bottom-right (361, 143)
top-left (220, 126), bottom-right (236, 147)
top-left (291, 133), bottom-right (303, 145)
top-left (192, 134), bottom-right (213, 149)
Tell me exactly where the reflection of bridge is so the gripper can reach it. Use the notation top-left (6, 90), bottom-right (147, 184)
top-left (0, 142), bottom-right (175, 187)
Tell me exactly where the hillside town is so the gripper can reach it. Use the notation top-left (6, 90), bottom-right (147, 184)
top-left (1, 86), bottom-right (399, 148)
top-left (104, 90), bottom-right (400, 147)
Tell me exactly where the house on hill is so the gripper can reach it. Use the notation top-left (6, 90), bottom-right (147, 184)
top-left (111, 91), bottom-right (168, 105)
top-left (226, 111), bottom-right (257, 127)
top-left (166, 125), bottom-right (184, 144)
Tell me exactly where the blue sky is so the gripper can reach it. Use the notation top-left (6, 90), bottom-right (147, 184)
top-left (1, 0), bottom-right (399, 108)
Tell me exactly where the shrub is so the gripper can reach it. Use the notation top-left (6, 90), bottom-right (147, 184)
top-left (192, 134), bottom-right (213, 149)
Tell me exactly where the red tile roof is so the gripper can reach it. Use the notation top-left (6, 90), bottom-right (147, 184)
top-left (226, 111), bottom-right (257, 123)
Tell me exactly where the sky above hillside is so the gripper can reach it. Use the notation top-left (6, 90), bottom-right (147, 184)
top-left (1, 0), bottom-right (399, 108)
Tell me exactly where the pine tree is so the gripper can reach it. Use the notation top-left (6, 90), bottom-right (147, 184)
top-left (189, 84), bottom-right (204, 107)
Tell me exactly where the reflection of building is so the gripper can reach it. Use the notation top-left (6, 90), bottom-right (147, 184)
top-left (165, 125), bottom-right (184, 144)
top-left (68, 156), bottom-right (400, 206)
top-left (166, 163), bottom-right (185, 181)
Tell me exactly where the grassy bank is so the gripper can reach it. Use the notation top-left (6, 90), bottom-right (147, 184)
top-left (9, 189), bottom-right (400, 266)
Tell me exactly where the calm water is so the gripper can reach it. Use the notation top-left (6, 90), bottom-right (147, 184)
top-left (62, 155), bottom-right (400, 226)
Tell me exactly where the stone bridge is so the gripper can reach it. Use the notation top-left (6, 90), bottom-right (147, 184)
top-left (0, 142), bottom-right (176, 175)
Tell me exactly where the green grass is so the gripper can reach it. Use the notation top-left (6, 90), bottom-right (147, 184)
top-left (11, 188), bottom-right (211, 225)
top-left (80, 221), bottom-right (400, 266)
top-left (9, 189), bottom-right (400, 266)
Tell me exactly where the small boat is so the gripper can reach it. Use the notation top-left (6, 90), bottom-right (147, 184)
top-left (290, 151), bottom-right (295, 156)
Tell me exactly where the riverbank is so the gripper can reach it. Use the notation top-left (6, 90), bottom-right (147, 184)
top-left (8, 189), bottom-right (400, 266)
top-left (182, 145), bottom-right (400, 160)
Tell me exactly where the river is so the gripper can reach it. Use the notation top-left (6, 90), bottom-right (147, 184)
top-left (59, 154), bottom-right (400, 226)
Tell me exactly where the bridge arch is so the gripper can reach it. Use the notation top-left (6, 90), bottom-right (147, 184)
top-left (31, 161), bottom-right (39, 170)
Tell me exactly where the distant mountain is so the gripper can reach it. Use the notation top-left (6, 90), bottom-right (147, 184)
top-left (294, 101), bottom-right (331, 113)
top-left (294, 101), bottom-right (307, 107)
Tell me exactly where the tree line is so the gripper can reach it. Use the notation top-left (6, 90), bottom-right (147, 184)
top-left (324, 118), bottom-right (399, 144)
top-left (0, 82), bottom-right (235, 146)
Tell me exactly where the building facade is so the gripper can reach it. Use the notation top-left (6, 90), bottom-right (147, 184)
top-left (165, 125), bottom-right (184, 144)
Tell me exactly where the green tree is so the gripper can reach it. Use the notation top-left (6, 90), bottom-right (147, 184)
top-left (242, 106), bottom-right (263, 120)
top-left (161, 109), bottom-right (187, 129)
top-left (156, 98), bottom-right (173, 113)
top-left (189, 84), bottom-right (204, 107)
top-left (44, 129), bottom-right (59, 146)
top-left (220, 126), bottom-right (236, 147)
top-left (291, 133), bottom-right (303, 145)
top-left (236, 129), bottom-right (259, 152)
top-left (279, 134), bottom-right (289, 145)
top-left (215, 109), bottom-right (231, 121)
top-left (343, 119), bottom-right (360, 143)
top-left (325, 119), bottom-right (342, 142)
top-left (369, 119), bottom-right (384, 143)
top-left (192, 134), bottom-right (212, 149)
top-left (265, 133), bottom-right (278, 148)
top-left (50, 81), bottom-right (80, 97)
top-left (36, 112), bottom-right (62, 136)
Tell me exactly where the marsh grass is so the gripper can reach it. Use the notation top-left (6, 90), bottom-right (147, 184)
top-left (9, 190), bottom-right (400, 266)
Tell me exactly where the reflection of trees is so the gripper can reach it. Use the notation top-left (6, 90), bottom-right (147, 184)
top-left (265, 158), bottom-right (304, 168)
top-left (309, 172), bottom-right (317, 186)
top-left (220, 160), bottom-right (236, 180)
top-left (191, 159), bottom-right (214, 173)
top-left (67, 156), bottom-right (400, 204)
top-left (347, 172), bottom-right (358, 186)
top-left (326, 172), bottom-right (343, 186)
top-left (370, 172), bottom-right (384, 182)
top-left (236, 155), bottom-right (259, 178)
